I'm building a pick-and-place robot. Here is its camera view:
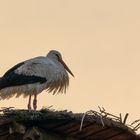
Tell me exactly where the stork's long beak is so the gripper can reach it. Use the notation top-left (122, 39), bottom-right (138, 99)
top-left (59, 58), bottom-right (74, 77)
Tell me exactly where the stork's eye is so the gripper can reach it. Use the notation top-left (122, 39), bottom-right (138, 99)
top-left (55, 54), bottom-right (59, 58)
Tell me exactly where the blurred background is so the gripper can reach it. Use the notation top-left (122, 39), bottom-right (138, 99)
top-left (0, 0), bottom-right (140, 123)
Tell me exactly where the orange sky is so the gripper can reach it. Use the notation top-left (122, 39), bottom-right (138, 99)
top-left (0, 0), bottom-right (140, 126)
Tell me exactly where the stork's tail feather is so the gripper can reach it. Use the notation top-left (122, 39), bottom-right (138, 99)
top-left (0, 78), bottom-right (15, 100)
top-left (0, 87), bottom-right (23, 100)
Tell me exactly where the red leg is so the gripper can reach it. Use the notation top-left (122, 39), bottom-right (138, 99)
top-left (33, 93), bottom-right (37, 110)
top-left (27, 94), bottom-right (32, 110)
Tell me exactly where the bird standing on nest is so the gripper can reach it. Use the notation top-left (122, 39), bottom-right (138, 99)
top-left (0, 50), bottom-right (74, 110)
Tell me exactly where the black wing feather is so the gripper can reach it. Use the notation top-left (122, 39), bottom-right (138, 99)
top-left (0, 62), bottom-right (47, 90)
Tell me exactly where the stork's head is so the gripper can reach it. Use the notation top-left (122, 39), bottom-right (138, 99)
top-left (47, 50), bottom-right (74, 77)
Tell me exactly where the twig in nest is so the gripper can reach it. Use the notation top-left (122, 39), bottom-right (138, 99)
top-left (99, 114), bottom-right (105, 127)
top-left (41, 105), bottom-right (55, 112)
top-left (0, 107), bottom-right (15, 113)
top-left (119, 113), bottom-right (122, 123)
top-left (98, 106), bottom-right (121, 122)
top-left (123, 113), bottom-right (129, 124)
top-left (128, 119), bottom-right (140, 131)
top-left (133, 123), bottom-right (140, 131)
top-left (131, 119), bottom-right (140, 126)
top-left (80, 112), bottom-right (88, 131)
top-left (79, 110), bottom-right (105, 131)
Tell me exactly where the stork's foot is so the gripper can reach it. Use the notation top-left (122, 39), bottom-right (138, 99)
top-left (27, 104), bottom-right (32, 110)
top-left (27, 94), bottom-right (32, 110)
top-left (33, 99), bottom-right (37, 110)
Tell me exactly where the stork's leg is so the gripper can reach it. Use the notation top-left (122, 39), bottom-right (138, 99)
top-left (27, 94), bottom-right (32, 110)
top-left (33, 93), bottom-right (37, 110)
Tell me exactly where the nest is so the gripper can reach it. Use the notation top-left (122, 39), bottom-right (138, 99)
top-left (0, 106), bottom-right (139, 140)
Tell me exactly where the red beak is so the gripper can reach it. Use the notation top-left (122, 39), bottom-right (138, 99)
top-left (59, 58), bottom-right (74, 77)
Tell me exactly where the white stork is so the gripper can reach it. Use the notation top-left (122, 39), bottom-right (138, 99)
top-left (0, 50), bottom-right (74, 110)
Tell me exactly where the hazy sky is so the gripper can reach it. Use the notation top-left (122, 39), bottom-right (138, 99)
top-left (0, 0), bottom-right (140, 125)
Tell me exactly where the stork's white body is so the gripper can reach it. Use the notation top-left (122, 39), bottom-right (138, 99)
top-left (0, 50), bottom-right (74, 109)
top-left (0, 56), bottom-right (69, 99)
